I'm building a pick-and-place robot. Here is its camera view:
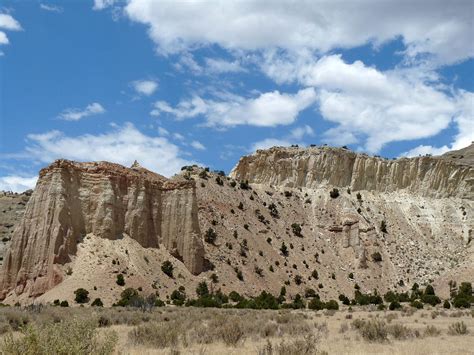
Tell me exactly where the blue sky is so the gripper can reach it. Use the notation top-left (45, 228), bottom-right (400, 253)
top-left (0, 0), bottom-right (473, 191)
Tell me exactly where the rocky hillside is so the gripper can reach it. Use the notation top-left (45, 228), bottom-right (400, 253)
top-left (231, 145), bottom-right (473, 199)
top-left (0, 160), bottom-right (204, 301)
top-left (0, 144), bottom-right (472, 305)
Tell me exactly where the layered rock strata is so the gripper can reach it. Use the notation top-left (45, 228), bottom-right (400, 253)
top-left (231, 145), bottom-right (474, 199)
top-left (0, 160), bottom-right (204, 299)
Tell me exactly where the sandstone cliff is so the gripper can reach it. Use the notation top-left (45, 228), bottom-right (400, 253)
top-left (0, 160), bottom-right (204, 299)
top-left (230, 144), bottom-right (474, 199)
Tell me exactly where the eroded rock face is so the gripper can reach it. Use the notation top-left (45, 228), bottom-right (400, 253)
top-left (231, 145), bottom-right (474, 199)
top-left (0, 160), bottom-right (204, 299)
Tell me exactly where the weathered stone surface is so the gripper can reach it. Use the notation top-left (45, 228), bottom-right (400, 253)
top-left (231, 144), bottom-right (474, 199)
top-left (0, 160), bottom-right (204, 299)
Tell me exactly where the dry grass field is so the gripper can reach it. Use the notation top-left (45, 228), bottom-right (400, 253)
top-left (0, 306), bottom-right (472, 355)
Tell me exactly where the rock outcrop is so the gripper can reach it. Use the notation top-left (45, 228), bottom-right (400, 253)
top-left (231, 144), bottom-right (474, 199)
top-left (0, 160), bottom-right (204, 299)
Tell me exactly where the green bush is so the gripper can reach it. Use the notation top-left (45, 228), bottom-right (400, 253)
top-left (204, 228), bottom-right (217, 244)
top-left (325, 300), bottom-right (339, 310)
top-left (161, 260), bottom-right (173, 278)
top-left (372, 252), bottom-right (382, 262)
top-left (329, 188), bottom-right (339, 198)
top-left (116, 288), bottom-right (141, 307)
top-left (338, 294), bottom-right (350, 305)
top-left (280, 242), bottom-right (289, 257)
top-left (291, 223), bottom-right (302, 237)
top-left (91, 298), bottom-right (104, 307)
top-left (196, 281), bottom-right (209, 297)
top-left (116, 274), bottom-right (125, 286)
top-left (308, 298), bottom-right (325, 311)
top-left (443, 300), bottom-right (451, 309)
top-left (170, 289), bottom-right (186, 306)
top-left (421, 294), bottom-right (441, 306)
top-left (74, 288), bottom-right (89, 304)
top-left (389, 301), bottom-right (401, 310)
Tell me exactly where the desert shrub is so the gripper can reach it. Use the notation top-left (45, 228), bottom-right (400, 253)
top-left (325, 300), bottom-right (339, 310)
top-left (453, 297), bottom-right (471, 308)
top-left (452, 282), bottom-right (473, 308)
top-left (170, 289), bottom-right (186, 306)
top-left (308, 298), bottom-right (325, 311)
top-left (219, 322), bottom-right (245, 346)
top-left (74, 288), bottom-right (89, 304)
top-left (240, 180), bottom-right (250, 190)
top-left (215, 176), bottom-right (224, 186)
top-left (421, 294), bottom-right (441, 306)
top-left (425, 284), bottom-right (435, 295)
top-left (389, 301), bottom-right (401, 310)
top-left (329, 188), bottom-right (339, 198)
top-left (235, 268), bottom-right (244, 281)
top-left (354, 291), bottom-right (383, 306)
top-left (2, 318), bottom-right (117, 355)
top-left (161, 260), bottom-right (173, 278)
top-left (387, 323), bottom-right (413, 340)
top-left (372, 252), bottom-right (382, 262)
top-left (60, 301), bottom-right (69, 307)
top-left (291, 223), bottom-right (302, 237)
top-left (424, 325), bottom-right (441, 337)
top-left (268, 203), bottom-right (279, 218)
top-left (443, 300), bottom-right (451, 309)
top-left (411, 300), bottom-right (423, 309)
top-left (116, 274), bottom-right (125, 286)
top-left (154, 299), bottom-right (165, 307)
top-left (204, 228), bottom-right (217, 244)
top-left (4, 311), bottom-right (29, 331)
top-left (338, 294), bottom-right (350, 305)
top-left (129, 321), bottom-right (179, 348)
top-left (356, 319), bottom-right (388, 342)
top-left (98, 315), bottom-right (111, 328)
top-left (283, 294), bottom-right (305, 310)
top-left (280, 242), bottom-right (289, 257)
top-left (311, 270), bottom-right (319, 279)
top-left (294, 275), bottom-right (302, 285)
top-left (196, 281), bottom-right (210, 298)
top-left (448, 321), bottom-right (469, 335)
top-left (380, 220), bottom-right (387, 233)
top-left (265, 334), bottom-right (320, 355)
top-left (91, 298), bottom-right (104, 307)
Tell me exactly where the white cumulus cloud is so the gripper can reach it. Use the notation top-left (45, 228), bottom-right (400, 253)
top-left (190, 141), bottom-right (206, 150)
top-left (93, 0), bottom-right (117, 11)
top-left (132, 79), bottom-right (158, 96)
top-left (262, 53), bottom-right (471, 152)
top-left (23, 123), bottom-right (193, 177)
top-left (0, 14), bottom-right (22, 31)
top-left (0, 13), bottom-right (22, 47)
top-left (58, 102), bottom-right (106, 121)
top-left (0, 176), bottom-right (37, 193)
top-left (40, 4), bottom-right (63, 13)
top-left (152, 88), bottom-right (317, 128)
top-left (123, 0), bottom-right (473, 65)
top-left (250, 124), bottom-right (315, 152)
